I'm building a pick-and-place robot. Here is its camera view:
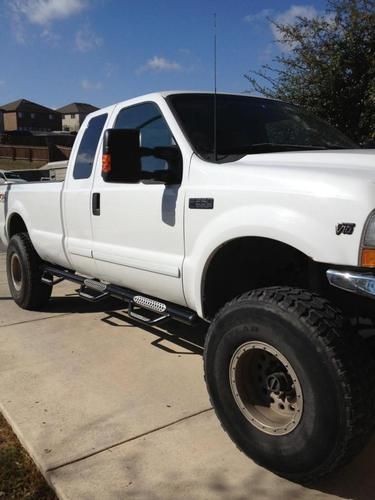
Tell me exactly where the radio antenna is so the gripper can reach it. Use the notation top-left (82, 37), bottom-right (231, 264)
top-left (213, 13), bottom-right (217, 162)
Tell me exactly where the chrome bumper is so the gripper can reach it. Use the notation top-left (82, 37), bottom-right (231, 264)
top-left (327, 269), bottom-right (375, 299)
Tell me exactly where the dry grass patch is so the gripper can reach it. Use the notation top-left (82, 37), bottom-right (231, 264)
top-left (0, 413), bottom-right (56, 499)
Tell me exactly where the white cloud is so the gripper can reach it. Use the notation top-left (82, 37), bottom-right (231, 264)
top-left (81, 79), bottom-right (102, 90)
top-left (75, 24), bottom-right (102, 52)
top-left (9, 0), bottom-right (87, 25)
top-left (273, 5), bottom-right (318, 31)
top-left (40, 28), bottom-right (60, 44)
top-left (104, 62), bottom-right (117, 78)
top-left (272, 5), bottom-right (318, 50)
top-left (7, 8), bottom-right (27, 43)
top-left (139, 56), bottom-right (182, 73)
top-left (244, 6), bottom-right (320, 52)
top-left (258, 43), bottom-right (274, 63)
top-left (244, 9), bottom-right (273, 24)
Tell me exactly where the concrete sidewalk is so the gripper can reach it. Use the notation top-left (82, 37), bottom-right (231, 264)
top-left (0, 251), bottom-right (374, 499)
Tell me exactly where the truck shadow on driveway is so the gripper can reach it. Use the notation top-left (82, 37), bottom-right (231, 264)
top-left (313, 435), bottom-right (375, 500)
top-left (99, 308), bottom-right (375, 500)
top-left (5, 286), bottom-right (375, 499)
top-left (46, 295), bottom-right (207, 357)
top-left (43, 295), bottom-right (125, 314)
top-left (101, 309), bottom-right (206, 356)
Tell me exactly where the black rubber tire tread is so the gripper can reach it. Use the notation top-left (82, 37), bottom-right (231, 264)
top-left (6, 232), bottom-right (52, 310)
top-left (204, 286), bottom-right (375, 483)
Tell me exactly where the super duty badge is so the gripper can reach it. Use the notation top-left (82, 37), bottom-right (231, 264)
top-left (189, 198), bottom-right (214, 209)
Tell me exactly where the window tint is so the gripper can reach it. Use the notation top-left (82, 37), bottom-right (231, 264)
top-left (4, 172), bottom-right (21, 180)
top-left (115, 102), bottom-right (175, 177)
top-left (167, 94), bottom-right (356, 162)
top-left (73, 113), bottom-right (107, 180)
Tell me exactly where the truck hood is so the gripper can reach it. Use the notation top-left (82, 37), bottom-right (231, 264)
top-left (189, 148), bottom-right (375, 271)
top-left (225, 149), bottom-right (375, 194)
top-left (193, 148), bottom-right (375, 211)
top-left (236, 149), bottom-right (375, 176)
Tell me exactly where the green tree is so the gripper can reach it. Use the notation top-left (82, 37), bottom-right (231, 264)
top-left (245, 0), bottom-right (375, 143)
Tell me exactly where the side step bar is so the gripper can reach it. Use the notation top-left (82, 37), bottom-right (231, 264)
top-left (80, 279), bottom-right (110, 302)
top-left (41, 265), bottom-right (197, 326)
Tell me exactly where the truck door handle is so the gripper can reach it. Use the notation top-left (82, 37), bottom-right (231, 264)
top-left (92, 193), bottom-right (100, 216)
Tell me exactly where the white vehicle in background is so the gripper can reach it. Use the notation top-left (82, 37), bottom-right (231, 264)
top-left (0, 170), bottom-right (27, 185)
top-left (1, 91), bottom-right (375, 483)
top-left (39, 160), bottom-right (68, 182)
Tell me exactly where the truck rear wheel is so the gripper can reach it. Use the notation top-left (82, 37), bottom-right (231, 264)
top-left (204, 287), bottom-right (375, 482)
top-left (6, 233), bottom-right (52, 310)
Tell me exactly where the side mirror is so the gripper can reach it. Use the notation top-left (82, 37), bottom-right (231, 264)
top-left (102, 129), bottom-right (141, 183)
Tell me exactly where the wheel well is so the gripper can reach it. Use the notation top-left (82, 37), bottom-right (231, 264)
top-left (202, 237), bottom-right (326, 320)
top-left (8, 214), bottom-right (28, 239)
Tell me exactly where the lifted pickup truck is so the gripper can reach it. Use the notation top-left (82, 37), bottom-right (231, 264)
top-left (1, 91), bottom-right (375, 482)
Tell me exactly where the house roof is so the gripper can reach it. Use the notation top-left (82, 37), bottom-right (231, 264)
top-left (56, 102), bottom-right (98, 114)
top-left (0, 99), bottom-right (59, 114)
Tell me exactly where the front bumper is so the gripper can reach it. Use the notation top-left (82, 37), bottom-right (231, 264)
top-left (327, 269), bottom-right (375, 299)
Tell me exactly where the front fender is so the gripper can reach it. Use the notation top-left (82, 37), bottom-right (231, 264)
top-left (182, 204), bottom-right (363, 317)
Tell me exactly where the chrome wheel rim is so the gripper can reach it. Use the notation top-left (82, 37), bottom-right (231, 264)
top-left (229, 340), bottom-right (303, 435)
top-left (10, 253), bottom-right (23, 292)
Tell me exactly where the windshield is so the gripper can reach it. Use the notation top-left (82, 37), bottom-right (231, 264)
top-left (4, 172), bottom-right (22, 180)
top-left (167, 93), bottom-right (357, 162)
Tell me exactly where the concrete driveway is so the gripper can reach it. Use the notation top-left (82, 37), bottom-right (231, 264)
top-left (0, 247), bottom-right (375, 499)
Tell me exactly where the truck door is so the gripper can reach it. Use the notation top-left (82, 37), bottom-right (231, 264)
top-left (91, 101), bottom-right (187, 306)
top-left (63, 112), bottom-right (108, 276)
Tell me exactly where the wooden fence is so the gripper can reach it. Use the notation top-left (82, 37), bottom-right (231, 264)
top-left (0, 144), bottom-right (71, 163)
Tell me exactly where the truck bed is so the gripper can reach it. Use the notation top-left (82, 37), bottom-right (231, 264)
top-left (0, 181), bottom-right (70, 268)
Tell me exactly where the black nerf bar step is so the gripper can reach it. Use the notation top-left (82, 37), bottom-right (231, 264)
top-left (41, 273), bottom-right (65, 286)
top-left (41, 265), bottom-right (197, 326)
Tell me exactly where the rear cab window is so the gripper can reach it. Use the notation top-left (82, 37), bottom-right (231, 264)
top-left (73, 113), bottom-right (108, 180)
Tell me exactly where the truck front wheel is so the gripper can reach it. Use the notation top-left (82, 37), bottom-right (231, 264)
top-left (6, 233), bottom-right (52, 310)
top-left (204, 287), bottom-right (375, 482)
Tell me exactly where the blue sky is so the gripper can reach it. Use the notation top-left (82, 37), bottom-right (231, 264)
top-left (0, 0), bottom-right (327, 109)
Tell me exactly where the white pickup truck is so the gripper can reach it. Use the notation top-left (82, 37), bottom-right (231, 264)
top-left (1, 91), bottom-right (375, 482)
top-left (0, 170), bottom-right (27, 185)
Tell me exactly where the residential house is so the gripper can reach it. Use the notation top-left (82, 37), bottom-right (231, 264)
top-left (57, 102), bottom-right (98, 132)
top-left (0, 109), bottom-right (3, 132)
top-left (1, 99), bottom-right (61, 132)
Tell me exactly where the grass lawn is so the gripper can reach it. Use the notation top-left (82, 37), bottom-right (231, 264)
top-left (0, 413), bottom-right (56, 499)
top-left (0, 159), bottom-right (46, 170)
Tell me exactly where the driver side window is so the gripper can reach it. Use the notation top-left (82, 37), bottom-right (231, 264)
top-left (114, 102), bottom-right (176, 177)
